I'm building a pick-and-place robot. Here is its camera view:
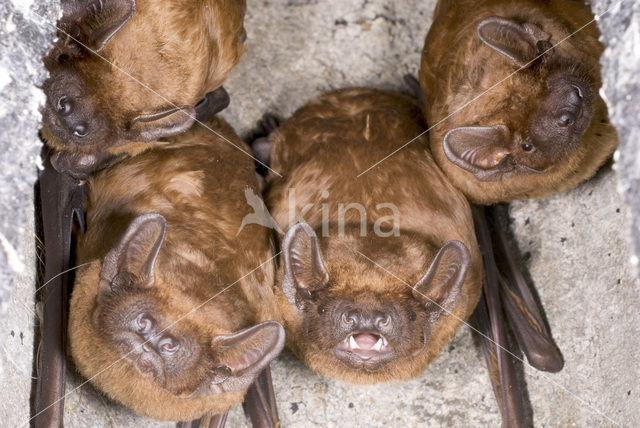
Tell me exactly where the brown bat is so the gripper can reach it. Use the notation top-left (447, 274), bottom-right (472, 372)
top-left (415, 1), bottom-right (612, 424)
top-left (419, 0), bottom-right (617, 205)
top-left (262, 88), bottom-right (483, 383)
top-left (41, 0), bottom-right (247, 178)
top-left (67, 117), bottom-right (284, 421)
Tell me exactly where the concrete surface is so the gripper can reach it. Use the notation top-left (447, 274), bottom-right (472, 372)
top-left (0, 0), bottom-right (58, 425)
top-left (0, 0), bottom-right (638, 426)
top-left (594, 0), bottom-right (640, 278)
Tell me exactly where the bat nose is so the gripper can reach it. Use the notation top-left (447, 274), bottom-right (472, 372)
top-left (56, 96), bottom-right (73, 115)
top-left (341, 311), bottom-right (359, 328)
top-left (374, 312), bottom-right (391, 329)
top-left (72, 122), bottom-right (89, 137)
top-left (340, 309), bottom-right (393, 332)
top-left (53, 95), bottom-right (92, 139)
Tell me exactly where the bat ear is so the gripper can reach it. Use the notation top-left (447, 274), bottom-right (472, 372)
top-left (477, 16), bottom-right (551, 67)
top-left (99, 213), bottom-right (166, 297)
top-left (412, 241), bottom-right (471, 323)
top-left (443, 125), bottom-right (514, 180)
top-left (281, 223), bottom-right (330, 310)
top-left (125, 106), bottom-right (196, 142)
top-left (204, 321), bottom-right (285, 394)
top-left (61, 0), bottom-right (136, 52)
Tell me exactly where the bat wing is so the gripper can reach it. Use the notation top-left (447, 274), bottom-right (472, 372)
top-left (488, 204), bottom-right (563, 372)
top-left (243, 366), bottom-right (280, 428)
top-left (472, 205), bottom-right (527, 428)
top-left (34, 148), bottom-right (87, 428)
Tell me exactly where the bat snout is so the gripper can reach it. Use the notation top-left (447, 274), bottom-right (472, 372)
top-left (53, 95), bottom-right (91, 138)
top-left (339, 309), bottom-right (393, 332)
top-left (44, 70), bottom-right (106, 145)
top-left (331, 306), bottom-right (399, 369)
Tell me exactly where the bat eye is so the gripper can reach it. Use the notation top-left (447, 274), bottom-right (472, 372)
top-left (317, 304), bottom-right (327, 315)
top-left (158, 336), bottom-right (179, 355)
top-left (135, 313), bottom-right (153, 334)
top-left (557, 113), bottom-right (575, 127)
top-left (521, 143), bottom-right (534, 152)
top-left (408, 311), bottom-right (417, 322)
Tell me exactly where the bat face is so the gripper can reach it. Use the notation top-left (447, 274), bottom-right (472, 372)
top-left (421, 7), bottom-right (617, 203)
top-left (41, 0), bottom-right (247, 175)
top-left (279, 223), bottom-right (470, 383)
top-left (441, 17), bottom-right (595, 181)
top-left (70, 213), bottom-right (285, 419)
top-left (301, 290), bottom-right (426, 372)
top-left (93, 283), bottom-right (207, 395)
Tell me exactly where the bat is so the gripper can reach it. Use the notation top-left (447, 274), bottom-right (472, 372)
top-left (67, 116), bottom-right (285, 421)
top-left (416, 2), bottom-right (612, 423)
top-left (418, 0), bottom-right (617, 204)
top-left (41, 0), bottom-right (247, 178)
top-left (262, 88), bottom-right (483, 383)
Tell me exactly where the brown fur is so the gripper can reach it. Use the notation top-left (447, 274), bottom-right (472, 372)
top-left (419, 0), bottom-right (617, 204)
top-left (42, 0), bottom-right (246, 156)
top-left (68, 117), bottom-right (282, 420)
top-left (264, 89), bottom-right (482, 383)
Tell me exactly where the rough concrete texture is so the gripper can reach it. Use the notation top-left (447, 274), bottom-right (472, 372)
top-left (593, 0), bottom-right (640, 276)
top-left (0, 0), bottom-right (638, 426)
top-left (0, 0), bottom-right (58, 425)
top-left (0, 0), bottom-right (57, 335)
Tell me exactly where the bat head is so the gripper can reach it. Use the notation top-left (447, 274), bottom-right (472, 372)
top-left (279, 223), bottom-right (471, 383)
top-left (70, 213), bottom-right (285, 419)
top-left (41, 0), bottom-right (247, 176)
top-left (434, 15), bottom-right (606, 201)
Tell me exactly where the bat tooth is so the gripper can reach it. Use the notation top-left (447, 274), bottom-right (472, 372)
top-left (382, 337), bottom-right (388, 347)
top-left (349, 335), bottom-right (359, 349)
top-left (372, 338), bottom-right (383, 351)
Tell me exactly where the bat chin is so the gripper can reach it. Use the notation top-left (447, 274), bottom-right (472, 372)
top-left (333, 332), bottom-right (394, 370)
top-left (125, 345), bottom-right (165, 383)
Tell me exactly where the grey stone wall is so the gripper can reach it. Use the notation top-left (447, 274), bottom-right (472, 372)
top-left (594, 0), bottom-right (640, 276)
top-left (0, 0), bottom-right (58, 425)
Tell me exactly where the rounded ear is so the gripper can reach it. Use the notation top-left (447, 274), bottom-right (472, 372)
top-left (99, 213), bottom-right (166, 297)
top-left (477, 16), bottom-right (551, 67)
top-left (203, 321), bottom-right (285, 395)
top-left (281, 223), bottom-right (329, 309)
top-left (126, 106), bottom-right (196, 142)
top-left (61, 0), bottom-right (136, 52)
top-left (443, 125), bottom-right (514, 181)
top-left (412, 241), bottom-right (471, 323)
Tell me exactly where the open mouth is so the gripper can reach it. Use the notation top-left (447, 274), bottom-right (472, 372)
top-left (334, 332), bottom-right (393, 367)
